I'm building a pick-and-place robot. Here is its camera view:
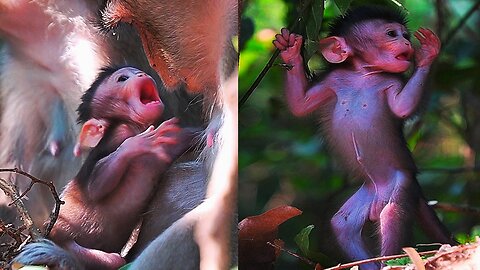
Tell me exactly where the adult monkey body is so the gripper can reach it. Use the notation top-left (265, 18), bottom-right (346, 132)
top-left (274, 5), bottom-right (455, 269)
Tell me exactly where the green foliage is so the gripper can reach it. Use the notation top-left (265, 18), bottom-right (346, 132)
top-left (456, 225), bottom-right (480, 244)
top-left (384, 257), bottom-right (411, 266)
top-left (118, 263), bottom-right (132, 270)
top-left (294, 225), bottom-right (315, 256)
top-left (303, 0), bottom-right (324, 61)
top-left (333, 0), bottom-right (354, 14)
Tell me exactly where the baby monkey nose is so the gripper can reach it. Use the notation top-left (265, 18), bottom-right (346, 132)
top-left (404, 38), bottom-right (412, 47)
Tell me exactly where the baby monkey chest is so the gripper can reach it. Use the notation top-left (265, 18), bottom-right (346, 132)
top-left (333, 89), bottom-right (387, 123)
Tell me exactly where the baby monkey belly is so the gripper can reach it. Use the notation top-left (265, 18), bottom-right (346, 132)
top-left (327, 105), bottom-right (416, 182)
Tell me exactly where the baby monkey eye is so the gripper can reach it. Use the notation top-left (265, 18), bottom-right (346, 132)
top-left (387, 30), bottom-right (397, 37)
top-left (117, 75), bottom-right (129, 82)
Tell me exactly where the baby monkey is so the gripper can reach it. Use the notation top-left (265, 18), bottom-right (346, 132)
top-left (274, 5), bottom-right (455, 269)
top-left (48, 66), bottom-right (195, 269)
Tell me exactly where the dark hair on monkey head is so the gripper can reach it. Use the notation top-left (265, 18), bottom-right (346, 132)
top-left (77, 65), bottom-right (131, 124)
top-left (328, 5), bottom-right (409, 37)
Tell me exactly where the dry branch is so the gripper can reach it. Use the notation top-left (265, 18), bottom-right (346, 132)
top-left (0, 168), bottom-right (64, 267)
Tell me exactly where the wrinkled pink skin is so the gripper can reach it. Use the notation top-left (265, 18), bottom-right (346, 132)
top-left (274, 22), bottom-right (454, 269)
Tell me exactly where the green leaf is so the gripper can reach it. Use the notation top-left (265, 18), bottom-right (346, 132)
top-left (294, 224), bottom-right (315, 256)
top-left (385, 257), bottom-right (411, 266)
top-left (304, 0), bottom-right (324, 62)
top-left (304, 39), bottom-right (320, 62)
top-left (118, 263), bottom-right (133, 270)
top-left (334, 0), bottom-right (354, 14)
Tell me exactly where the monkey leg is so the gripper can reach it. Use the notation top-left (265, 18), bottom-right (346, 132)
top-left (378, 171), bottom-right (417, 257)
top-left (65, 241), bottom-right (126, 270)
top-left (417, 196), bottom-right (457, 245)
top-left (48, 228), bottom-right (125, 270)
top-left (14, 238), bottom-right (125, 270)
top-left (331, 184), bottom-right (379, 270)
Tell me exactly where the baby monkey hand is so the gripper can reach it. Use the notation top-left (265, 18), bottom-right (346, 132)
top-left (414, 28), bottom-right (441, 67)
top-left (273, 28), bottom-right (303, 64)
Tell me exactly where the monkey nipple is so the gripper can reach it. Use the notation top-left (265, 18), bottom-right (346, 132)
top-left (49, 141), bottom-right (63, 157)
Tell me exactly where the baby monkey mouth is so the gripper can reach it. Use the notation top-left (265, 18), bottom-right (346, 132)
top-left (139, 79), bottom-right (161, 105)
top-left (395, 51), bottom-right (413, 61)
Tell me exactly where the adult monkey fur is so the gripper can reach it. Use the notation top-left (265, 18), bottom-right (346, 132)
top-left (11, 0), bottom-right (237, 269)
top-left (0, 0), bottom-right (201, 226)
top-left (273, 5), bottom-right (455, 270)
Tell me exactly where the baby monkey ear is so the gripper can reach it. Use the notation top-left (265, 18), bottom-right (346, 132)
top-left (73, 118), bottom-right (109, 156)
top-left (319, 36), bottom-right (352, 63)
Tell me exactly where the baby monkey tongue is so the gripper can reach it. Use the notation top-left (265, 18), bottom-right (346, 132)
top-left (395, 49), bottom-right (413, 61)
top-left (395, 53), bottom-right (409, 61)
top-left (139, 81), bottom-right (160, 105)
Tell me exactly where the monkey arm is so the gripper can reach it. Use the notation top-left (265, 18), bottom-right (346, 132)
top-left (87, 142), bottom-right (147, 201)
top-left (274, 28), bottom-right (335, 116)
top-left (284, 59), bottom-right (336, 117)
top-left (86, 124), bottom-right (197, 201)
top-left (388, 28), bottom-right (440, 118)
top-left (387, 66), bottom-right (431, 118)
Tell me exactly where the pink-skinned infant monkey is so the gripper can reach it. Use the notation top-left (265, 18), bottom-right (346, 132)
top-left (46, 66), bottom-right (197, 270)
top-left (274, 6), bottom-right (455, 269)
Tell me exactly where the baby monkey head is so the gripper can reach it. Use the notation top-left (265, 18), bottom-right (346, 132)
top-left (77, 66), bottom-right (163, 126)
top-left (320, 5), bottom-right (414, 73)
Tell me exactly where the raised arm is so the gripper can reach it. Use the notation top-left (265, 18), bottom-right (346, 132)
top-left (273, 28), bottom-right (335, 117)
top-left (387, 28), bottom-right (440, 118)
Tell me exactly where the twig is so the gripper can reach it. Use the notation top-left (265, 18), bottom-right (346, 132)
top-left (0, 168), bottom-right (65, 266)
top-left (271, 237), bottom-right (440, 270)
top-left (0, 222), bottom-right (24, 247)
top-left (324, 250), bottom-right (438, 270)
top-left (0, 178), bottom-right (35, 236)
top-left (432, 202), bottom-right (480, 216)
top-left (267, 241), bottom-right (317, 267)
top-left (0, 168), bottom-right (64, 236)
top-left (420, 166), bottom-right (480, 174)
top-left (435, 0), bottom-right (445, 39)
top-left (239, 0), bottom-right (316, 108)
top-left (0, 221), bottom-right (29, 263)
top-left (443, 0), bottom-right (480, 47)
top-left (239, 48), bottom-right (281, 108)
